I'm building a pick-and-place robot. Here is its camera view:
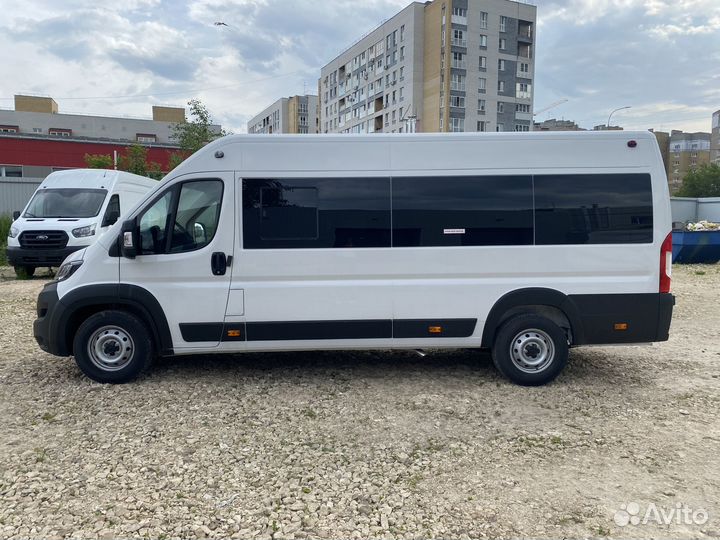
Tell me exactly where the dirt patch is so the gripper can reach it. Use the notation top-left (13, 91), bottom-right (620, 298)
top-left (0, 264), bottom-right (718, 539)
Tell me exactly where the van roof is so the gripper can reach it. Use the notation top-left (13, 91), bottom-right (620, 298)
top-left (168, 130), bottom-right (662, 179)
top-left (40, 169), bottom-right (155, 190)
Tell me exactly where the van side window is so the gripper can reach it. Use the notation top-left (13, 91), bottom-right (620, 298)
top-left (534, 174), bottom-right (653, 244)
top-left (392, 176), bottom-right (533, 247)
top-left (243, 178), bottom-right (391, 249)
top-left (101, 194), bottom-right (121, 227)
top-left (139, 191), bottom-right (173, 255)
top-left (170, 180), bottom-right (223, 253)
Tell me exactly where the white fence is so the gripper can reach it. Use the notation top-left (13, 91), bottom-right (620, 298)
top-left (0, 177), bottom-right (43, 216)
top-left (671, 197), bottom-right (720, 224)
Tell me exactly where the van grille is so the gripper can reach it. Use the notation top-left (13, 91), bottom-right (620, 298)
top-left (18, 230), bottom-right (69, 249)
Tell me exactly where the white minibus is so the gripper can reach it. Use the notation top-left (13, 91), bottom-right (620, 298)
top-left (7, 169), bottom-right (156, 277)
top-left (33, 132), bottom-right (674, 385)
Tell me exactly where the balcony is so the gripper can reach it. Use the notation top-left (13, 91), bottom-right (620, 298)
top-left (451, 38), bottom-right (467, 48)
top-left (450, 82), bottom-right (466, 91)
top-left (519, 22), bottom-right (533, 42)
top-left (451, 14), bottom-right (467, 25)
top-left (515, 112), bottom-right (533, 121)
top-left (451, 60), bottom-right (467, 70)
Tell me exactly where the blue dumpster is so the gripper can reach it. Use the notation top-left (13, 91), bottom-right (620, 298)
top-left (672, 230), bottom-right (720, 264)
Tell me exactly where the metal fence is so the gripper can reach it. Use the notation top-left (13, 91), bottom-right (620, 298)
top-left (671, 197), bottom-right (720, 224)
top-left (0, 177), bottom-right (43, 217)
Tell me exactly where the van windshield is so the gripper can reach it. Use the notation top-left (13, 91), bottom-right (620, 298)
top-left (23, 188), bottom-right (108, 218)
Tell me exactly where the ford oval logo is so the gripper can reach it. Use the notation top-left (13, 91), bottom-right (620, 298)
top-left (36, 235), bottom-right (49, 240)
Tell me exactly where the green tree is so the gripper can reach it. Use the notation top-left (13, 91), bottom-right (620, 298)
top-left (169, 99), bottom-right (227, 168)
top-left (84, 153), bottom-right (113, 169)
top-left (676, 163), bottom-right (720, 198)
top-left (117, 144), bottom-right (150, 176)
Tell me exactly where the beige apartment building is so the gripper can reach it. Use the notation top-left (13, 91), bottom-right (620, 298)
top-left (247, 95), bottom-right (318, 134)
top-left (319, 0), bottom-right (536, 134)
top-left (667, 130), bottom-right (711, 194)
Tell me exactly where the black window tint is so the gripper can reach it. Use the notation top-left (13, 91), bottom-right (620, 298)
top-left (101, 194), bottom-right (121, 227)
top-left (243, 178), bottom-right (391, 249)
top-left (534, 174), bottom-right (653, 245)
top-left (392, 176), bottom-right (533, 247)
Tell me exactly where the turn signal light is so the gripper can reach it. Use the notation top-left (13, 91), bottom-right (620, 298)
top-left (428, 326), bottom-right (443, 334)
top-left (227, 329), bottom-right (241, 337)
top-left (614, 323), bottom-right (628, 331)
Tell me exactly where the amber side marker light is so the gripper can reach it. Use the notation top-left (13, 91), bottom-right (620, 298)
top-left (428, 326), bottom-right (443, 334)
top-left (227, 329), bottom-right (242, 337)
top-left (614, 323), bottom-right (628, 331)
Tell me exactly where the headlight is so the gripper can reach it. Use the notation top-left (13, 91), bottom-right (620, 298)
top-left (8, 226), bottom-right (18, 238)
top-left (72, 224), bottom-right (96, 238)
top-left (55, 260), bottom-right (83, 282)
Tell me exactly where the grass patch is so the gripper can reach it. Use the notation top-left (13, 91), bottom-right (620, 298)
top-left (0, 214), bottom-right (11, 266)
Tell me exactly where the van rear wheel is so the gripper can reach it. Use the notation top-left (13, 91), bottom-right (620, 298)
top-left (491, 314), bottom-right (568, 386)
top-left (73, 310), bottom-right (153, 383)
top-left (14, 265), bottom-right (35, 279)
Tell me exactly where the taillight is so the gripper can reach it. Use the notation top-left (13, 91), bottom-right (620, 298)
top-left (660, 232), bottom-right (672, 293)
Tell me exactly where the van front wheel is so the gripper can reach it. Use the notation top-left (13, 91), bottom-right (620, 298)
top-left (14, 265), bottom-right (35, 279)
top-left (73, 310), bottom-right (153, 383)
top-left (491, 314), bottom-right (568, 386)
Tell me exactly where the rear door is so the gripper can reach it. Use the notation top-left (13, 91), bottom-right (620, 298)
top-left (119, 174), bottom-right (234, 350)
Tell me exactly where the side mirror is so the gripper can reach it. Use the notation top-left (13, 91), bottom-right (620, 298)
top-left (102, 209), bottom-right (121, 227)
top-left (120, 218), bottom-right (138, 259)
top-left (12, 211), bottom-right (20, 220)
top-left (193, 222), bottom-right (207, 244)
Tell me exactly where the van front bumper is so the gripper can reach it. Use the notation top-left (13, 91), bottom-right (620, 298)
top-left (33, 281), bottom-right (68, 356)
top-left (7, 246), bottom-right (84, 268)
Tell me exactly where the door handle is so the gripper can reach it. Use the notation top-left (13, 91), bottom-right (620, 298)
top-left (211, 252), bottom-right (227, 276)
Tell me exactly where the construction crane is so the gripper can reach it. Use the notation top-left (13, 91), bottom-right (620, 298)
top-left (533, 98), bottom-right (569, 117)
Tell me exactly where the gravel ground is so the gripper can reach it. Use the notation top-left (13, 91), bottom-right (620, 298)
top-left (0, 264), bottom-right (719, 540)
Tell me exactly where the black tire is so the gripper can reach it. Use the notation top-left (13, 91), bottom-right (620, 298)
top-left (73, 310), bottom-right (154, 383)
top-left (491, 314), bottom-right (568, 386)
top-left (14, 265), bottom-right (35, 279)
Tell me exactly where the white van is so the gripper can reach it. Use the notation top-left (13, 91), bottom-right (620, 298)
top-left (33, 132), bottom-right (675, 386)
top-left (7, 169), bottom-right (156, 277)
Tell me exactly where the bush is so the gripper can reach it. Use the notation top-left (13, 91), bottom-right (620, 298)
top-left (0, 214), bottom-right (11, 266)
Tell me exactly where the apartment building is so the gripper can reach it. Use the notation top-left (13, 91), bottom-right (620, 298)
top-left (667, 130), bottom-right (711, 194)
top-left (319, 0), bottom-right (536, 134)
top-left (712, 110), bottom-right (720, 165)
top-left (247, 95), bottom-right (319, 134)
top-left (534, 118), bottom-right (584, 131)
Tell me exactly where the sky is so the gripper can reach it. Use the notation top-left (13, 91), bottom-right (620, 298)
top-left (0, 0), bottom-right (718, 134)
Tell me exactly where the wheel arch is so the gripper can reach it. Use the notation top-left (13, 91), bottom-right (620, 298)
top-left (55, 284), bottom-right (173, 357)
top-left (480, 288), bottom-right (585, 348)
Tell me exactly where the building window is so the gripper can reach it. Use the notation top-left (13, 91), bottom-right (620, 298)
top-left (477, 121), bottom-right (487, 132)
top-left (516, 103), bottom-right (531, 113)
top-left (0, 125), bottom-right (19, 133)
top-left (450, 117), bottom-right (465, 132)
top-left (479, 77), bottom-right (487, 92)
top-left (479, 35), bottom-right (487, 48)
top-left (32, 127), bottom-right (42, 133)
top-left (480, 11), bottom-right (488, 29)
top-left (49, 128), bottom-right (72, 137)
top-left (498, 81), bottom-right (505, 93)
top-left (515, 124), bottom-right (530, 132)
top-left (497, 123), bottom-right (505, 132)
top-left (400, 66), bottom-right (405, 80)
top-left (0, 165), bottom-right (23, 177)
top-left (498, 102), bottom-right (505, 114)
top-left (500, 16), bottom-right (507, 32)
top-left (499, 38), bottom-right (507, 50)
top-left (136, 134), bottom-right (157, 143)
top-left (478, 99), bottom-right (486, 113)
top-left (451, 73), bottom-right (466, 91)
top-left (519, 62), bottom-right (530, 73)
top-left (450, 95), bottom-right (465, 108)
top-left (479, 56), bottom-right (487, 69)
top-left (400, 46), bottom-right (405, 60)
top-left (452, 51), bottom-right (466, 69)
top-left (400, 24), bottom-right (405, 42)
top-left (499, 59), bottom-right (506, 71)
top-left (516, 82), bottom-right (532, 99)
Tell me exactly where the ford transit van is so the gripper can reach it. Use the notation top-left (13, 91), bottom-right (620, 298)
top-left (33, 132), bottom-right (674, 385)
top-left (7, 169), bottom-right (156, 277)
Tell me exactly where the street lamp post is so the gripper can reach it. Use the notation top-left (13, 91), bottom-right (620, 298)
top-left (607, 106), bottom-right (632, 129)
